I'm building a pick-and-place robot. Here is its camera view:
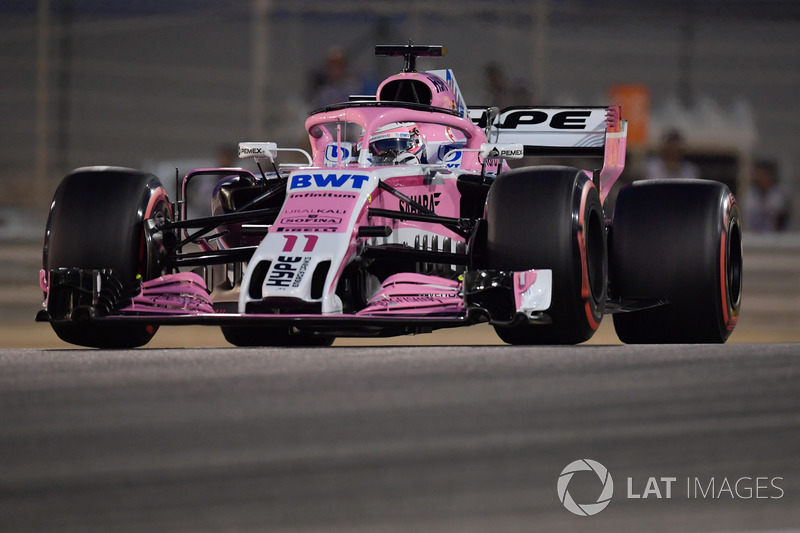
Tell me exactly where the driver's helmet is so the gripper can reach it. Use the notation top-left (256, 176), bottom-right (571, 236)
top-left (368, 122), bottom-right (426, 165)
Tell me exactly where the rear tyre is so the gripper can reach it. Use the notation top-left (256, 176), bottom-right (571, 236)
top-left (44, 168), bottom-right (171, 348)
top-left (220, 326), bottom-right (334, 347)
top-left (610, 179), bottom-right (742, 343)
top-left (484, 166), bottom-right (607, 344)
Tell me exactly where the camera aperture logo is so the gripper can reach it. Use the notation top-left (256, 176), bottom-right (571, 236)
top-left (557, 459), bottom-right (614, 516)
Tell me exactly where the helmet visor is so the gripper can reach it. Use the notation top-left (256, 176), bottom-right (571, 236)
top-left (370, 137), bottom-right (413, 156)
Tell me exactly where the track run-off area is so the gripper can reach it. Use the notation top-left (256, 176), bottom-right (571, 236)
top-left (1, 342), bottom-right (799, 532)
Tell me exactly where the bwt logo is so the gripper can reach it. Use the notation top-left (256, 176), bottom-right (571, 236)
top-left (557, 459), bottom-right (614, 516)
top-left (290, 173), bottom-right (370, 190)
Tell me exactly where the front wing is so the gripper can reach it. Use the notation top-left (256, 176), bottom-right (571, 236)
top-left (38, 268), bottom-right (553, 337)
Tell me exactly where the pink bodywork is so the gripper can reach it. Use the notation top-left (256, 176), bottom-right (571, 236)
top-left (358, 273), bottom-right (463, 315)
top-left (367, 174), bottom-right (463, 233)
top-left (276, 190), bottom-right (360, 234)
top-left (40, 67), bottom-right (626, 324)
top-left (598, 106), bottom-right (627, 203)
top-left (305, 106), bottom-right (488, 173)
top-left (512, 270), bottom-right (538, 312)
top-left (119, 272), bottom-right (214, 315)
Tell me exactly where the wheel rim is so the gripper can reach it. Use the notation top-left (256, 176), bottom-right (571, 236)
top-left (727, 218), bottom-right (743, 309)
top-left (585, 206), bottom-right (606, 304)
top-left (140, 190), bottom-right (172, 281)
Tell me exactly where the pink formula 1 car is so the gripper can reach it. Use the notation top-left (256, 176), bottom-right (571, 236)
top-left (38, 45), bottom-right (742, 347)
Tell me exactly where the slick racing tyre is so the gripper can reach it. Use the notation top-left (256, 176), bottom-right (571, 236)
top-left (610, 179), bottom-right (742, 343)
top-left (484, 166), bottom-right (607, 344)
top-left (220, 326), bottom-right (334, 347)
top-left (44, 168), bottom-right (171, 348)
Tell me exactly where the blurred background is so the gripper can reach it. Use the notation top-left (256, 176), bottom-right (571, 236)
top-left (1, 0), bottom-right (798, 346)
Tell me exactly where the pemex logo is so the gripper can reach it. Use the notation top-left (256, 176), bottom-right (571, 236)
top-left (557, 459), bottom-right (614, 516)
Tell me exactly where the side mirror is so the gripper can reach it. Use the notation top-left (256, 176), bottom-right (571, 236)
top-left (238, 142), bottom-right (278, 160)
top-left (479, 143), bottom-right (524, 160)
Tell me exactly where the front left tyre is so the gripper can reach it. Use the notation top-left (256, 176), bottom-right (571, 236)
top-left (44, 167), bottom-right (171, 348)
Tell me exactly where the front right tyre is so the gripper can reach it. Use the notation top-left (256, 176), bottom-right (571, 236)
top-left (483, 166), bottom-right (607, 345)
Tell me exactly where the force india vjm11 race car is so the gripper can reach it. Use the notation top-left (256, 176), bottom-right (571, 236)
top-left (38, 45), bottom-right (743, 348)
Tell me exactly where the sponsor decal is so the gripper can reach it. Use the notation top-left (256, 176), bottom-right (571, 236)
top-left (324, 143), bottom-right (353, 166)
top-left (238, 142), bottom-right (277, 159)
top-left (444, 70), bottom-right (467, 117)
top-left (427, 74), bottom-right (448, 93)
top-left (284, 208), bottom-right (347, 214)
top-left (442, 150), bottom-right (462, 169)
top-left (266, 255), bottom-right (303, 287)
top-left (398, 192), bottom-right (441, 214)
top-left (375, 294), bottom-right (453, 306)
top-left (276, 209), bottom-right (347, 233)
top-left (281, 214), bottom-right (343, 225)
top-left (239, 147), bottom-right (264, 155)
top-left (287, 191), bottom-right (357, 200)
top-left (276, 191), bottom-right (357, 233)
top-left (444, 70), bottom-right (456, 93)
top-left (289, 173), bottom-right (370, 190)
top-left (498, 110), bottom-right (593, 130)
top-left (291, 257), bottom-right (312, 288)
top-left (277, 212), bottom-right (342, 234)
top-left (275, 226), bottom-right (339, 233)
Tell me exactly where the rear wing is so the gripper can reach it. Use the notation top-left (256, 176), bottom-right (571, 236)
top-left (469, 105), bottom-right (627, 201)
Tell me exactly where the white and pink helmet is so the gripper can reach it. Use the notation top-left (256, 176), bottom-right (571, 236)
top-left (368, 122), bottom-right (427, 165)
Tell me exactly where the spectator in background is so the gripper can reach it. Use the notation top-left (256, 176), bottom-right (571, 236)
top-left (482, 62), bottom-right (532, 109)
top-left (744, 159), bottom-right (790, 232)
top-left (644, 129), bottom-right (700, 180)
top-left (308, 48), bottom-right (368, 109)
top-left (216, 144), bottom-right (237, 168)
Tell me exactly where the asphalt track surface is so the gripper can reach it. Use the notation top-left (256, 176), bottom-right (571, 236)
top-left (1, 344), bottom-right (799, 533)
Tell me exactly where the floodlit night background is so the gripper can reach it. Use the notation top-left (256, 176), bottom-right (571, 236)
top-left (1, 0), bottom-right (798, 344)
